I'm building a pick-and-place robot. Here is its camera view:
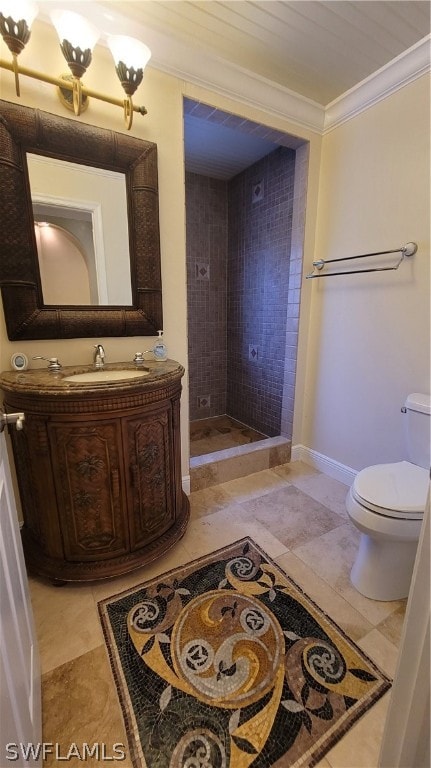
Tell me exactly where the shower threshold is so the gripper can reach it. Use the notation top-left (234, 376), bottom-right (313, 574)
top-left (190, 415), bottom-right (267, 458)
top-left (189, 415), bottom-right (291, 491)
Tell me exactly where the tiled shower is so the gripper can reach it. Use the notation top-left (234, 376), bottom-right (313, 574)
top-left (186, 140), bottom-right (308, 451)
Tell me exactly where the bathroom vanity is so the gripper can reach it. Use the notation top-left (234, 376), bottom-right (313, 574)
top-left (0, 360), bottom-right (189, 582)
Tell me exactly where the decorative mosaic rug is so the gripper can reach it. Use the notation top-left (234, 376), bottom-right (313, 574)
top-left (98, 538), bottom-right (391, 767)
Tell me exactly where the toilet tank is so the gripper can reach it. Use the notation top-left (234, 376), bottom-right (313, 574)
top-left (403, 393), bottom-right (431, 468)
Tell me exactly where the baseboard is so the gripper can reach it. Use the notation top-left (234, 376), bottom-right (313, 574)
top-left (291, 444), bottom-right (357, 486)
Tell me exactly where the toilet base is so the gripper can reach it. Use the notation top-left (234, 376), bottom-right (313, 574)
top-left (351, 533), bottom-right (418, 601)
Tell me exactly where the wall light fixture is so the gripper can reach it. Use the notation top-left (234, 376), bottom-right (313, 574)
top-left (0, 1), bottom-right (151, 129)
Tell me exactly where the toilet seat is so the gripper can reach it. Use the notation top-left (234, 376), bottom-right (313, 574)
top-left (352, 461), bottom-right (428, 521)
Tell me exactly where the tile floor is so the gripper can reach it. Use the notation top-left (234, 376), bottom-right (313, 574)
top-left (31, 461), bottom-right (406, 767)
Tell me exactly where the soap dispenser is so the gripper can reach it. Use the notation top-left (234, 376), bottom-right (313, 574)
top-left (153, 330), bottom-right (168, 361)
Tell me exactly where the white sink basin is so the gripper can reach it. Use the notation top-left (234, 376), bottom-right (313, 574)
top-left (63, 369), bottom-right (150, 383)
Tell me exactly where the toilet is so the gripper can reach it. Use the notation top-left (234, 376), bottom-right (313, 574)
top-left (346, 393), bottom-right (430, 601)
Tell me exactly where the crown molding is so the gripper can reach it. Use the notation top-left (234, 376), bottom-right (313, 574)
top-left (156, 55), bottom-right (325, 135)
top-left (147, 33), bottom-right (431, 137)
top-left (324, 35), bottom-right (431, 133)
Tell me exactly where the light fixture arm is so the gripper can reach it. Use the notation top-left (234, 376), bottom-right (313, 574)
top-left (124, 96), bottom-right (133, 131)
top-left (11, 52), bottom-right (20, 96)
top-left (72, 76), bottom-right (83, 117)
top-left (0, 58), bottom-right (148, 124)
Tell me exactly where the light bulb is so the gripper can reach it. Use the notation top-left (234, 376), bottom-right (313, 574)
top-left (50, 10), bottom-right (99, 53)
top-left (107, 35), bottom-right (151, 72)
top-left (0, 1), bottom-right (38, 27)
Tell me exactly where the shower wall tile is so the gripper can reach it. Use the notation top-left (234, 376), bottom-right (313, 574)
top-left (186, 173), bottom-right (228, 420)
top-left (227, 147), bottom-right (296, 437)
top-left (186, 143), bottom-right (306, 438)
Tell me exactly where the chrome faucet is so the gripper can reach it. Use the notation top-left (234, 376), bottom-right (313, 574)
top-left (93, 344), bottom-right (105, 369)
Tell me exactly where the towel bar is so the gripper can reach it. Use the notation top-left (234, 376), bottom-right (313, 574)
top-left (306, 242), bottom-right (417, 279)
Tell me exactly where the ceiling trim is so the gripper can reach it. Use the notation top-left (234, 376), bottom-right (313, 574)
top-left (154, 34), bottom-right (429, 138)
top-left (324, 35), bottom-right (431, 133)
top-left (157, 56), bottom-right (325, 135)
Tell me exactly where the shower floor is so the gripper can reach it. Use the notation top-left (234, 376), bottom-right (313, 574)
top-left (190, 415), bottom-right (267, 458)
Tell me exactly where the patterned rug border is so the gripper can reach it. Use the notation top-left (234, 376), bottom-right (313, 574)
top-left (98, 537), bottom-right (392, 768)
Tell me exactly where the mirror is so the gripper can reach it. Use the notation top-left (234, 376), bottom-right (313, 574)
top-left (0, 100), bottom-right (163, 340)
top-left (28, 153), bottom-right (132, 306)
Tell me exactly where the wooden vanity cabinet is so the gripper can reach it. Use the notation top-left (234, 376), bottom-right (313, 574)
top-left (1, 362), bottom-right (189, 582)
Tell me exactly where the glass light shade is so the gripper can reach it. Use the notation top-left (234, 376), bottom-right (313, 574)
top-left (50, 10), bottom-right (99, 51)
top-left (0, 0), bottom-right (38, 26)
top-left (107, 35), bottom-right (151, 70)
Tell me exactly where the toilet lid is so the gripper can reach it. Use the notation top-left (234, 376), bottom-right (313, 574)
top-left (353, 461), bottom-right (429, 516)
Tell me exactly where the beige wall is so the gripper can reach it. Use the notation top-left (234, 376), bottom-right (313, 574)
top-left (301, 74), bottom-right (430, 471)
top-left (0, 20), bottom-right (321, 476)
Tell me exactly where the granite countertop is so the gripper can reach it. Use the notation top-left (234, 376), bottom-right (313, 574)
top-left (0, 359), bottom-right (184, 395)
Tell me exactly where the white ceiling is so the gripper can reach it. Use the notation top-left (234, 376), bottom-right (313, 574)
top-left (183, 98), bottom-right (304, 179)
top-left (101, 1), bottom-right (430, 105)
top-left (40, 1), bottom-right (431, 179)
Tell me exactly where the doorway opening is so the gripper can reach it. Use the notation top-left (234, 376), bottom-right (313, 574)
top-left (184, 98), bottom-right (308, 485)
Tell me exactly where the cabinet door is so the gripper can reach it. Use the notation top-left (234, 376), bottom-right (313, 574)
top-left (124, 407), bottom-right (175, 551)
top-left (48, 420), bottom-right (129, 561)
